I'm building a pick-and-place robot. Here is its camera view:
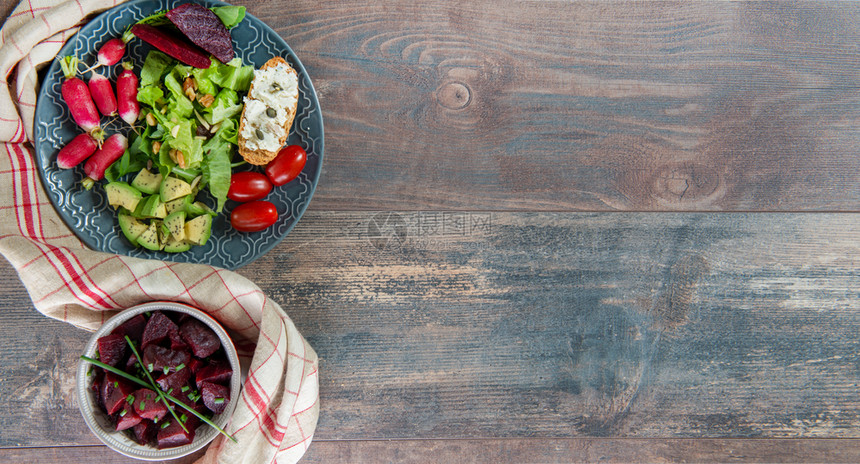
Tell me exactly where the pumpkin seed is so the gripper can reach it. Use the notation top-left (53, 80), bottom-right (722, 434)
top-left (255, 129), bottom-right (265, 140)
top-left (266, 107), bottom-right (277, 118)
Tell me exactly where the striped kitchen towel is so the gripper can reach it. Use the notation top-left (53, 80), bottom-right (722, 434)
top-left (0, 1), bottom-right (319, 462)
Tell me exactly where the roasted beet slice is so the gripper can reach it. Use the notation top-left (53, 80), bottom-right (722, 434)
top-left (133, 419), bottom-right (158, 445)
top-left (113, 314), bottom-right (147, 343)
top-left (133, 388), bottom-right (168, 421)
top-left (143, 344), bottom-right (192, 374)
top-left (101, 372), bottom-right (137, 415)
top-left (179, 319), bottom-right (220, 358)
top-left (156, 366), bottom-right (191, 393)
top-left (166, 3), bottom-right (234, 63)
top-left (97, 333), bottom-right (127, 367)
top-left (131, 24), bottom-right (211, 69)
top-left (195, 361), bottom-right (232, 388)
top-left (157, 418), bottom-right (196, 449)
top-left (116, 402), bottom-right (143, 431)
top-left (142, 311), bottom-right (180, 348)
top-left (169, 325), bottom-right (188, 351)
top-left (187, 357), bottom-right (204, 374)
top-left (199, 381), bottom-right (230, 414)
top-left (126, 353), bottom-right (140, 370)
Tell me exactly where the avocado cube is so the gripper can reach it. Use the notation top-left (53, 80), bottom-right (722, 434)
top-left (105, 182), bottom-right (142, 212)
top-left (184, 214), bottom-right (212, 246)
top-left (136, 222), bottom-right (163, 251)
top-left (138, 195), bottom-right (167, 219)
top-left (131, 169), bottom-right (163, 195)
top-left (160, 176), bottom-right (193, 202)
top-left (164, 210), bottom-right (186, 241)
top-left (117, 211), bottom-right (149, 246)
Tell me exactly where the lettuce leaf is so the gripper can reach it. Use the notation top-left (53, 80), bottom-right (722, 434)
top-left (137, 84), bottom-right (164, 108)
top-left (140, 50), bottom-right (174, 87)
top-left (201, 144), bottom-right (231, 212)
top-left (212, 6), bottom-right (246, 29)
top-left (208, 59), bottom-right (254, 92)
top-left (207, 88), bottom-right (242, 125)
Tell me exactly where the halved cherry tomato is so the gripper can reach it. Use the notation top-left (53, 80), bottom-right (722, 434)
top-left (228, 171), bottom-right (272, 202)
top-left (230, 201), bottom-right (278, 232)
top-left (265, 145), bottom-right (307, 186)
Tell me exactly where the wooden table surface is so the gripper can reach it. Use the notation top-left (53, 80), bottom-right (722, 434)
top-left (1, 0), bottom-right (859, 462)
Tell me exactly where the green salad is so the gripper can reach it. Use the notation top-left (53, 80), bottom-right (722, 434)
top-left (103, 50), bottom-right (254, 252)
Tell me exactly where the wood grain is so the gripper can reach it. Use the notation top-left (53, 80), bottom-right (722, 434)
top-left (228, 0), bottom-right (860, 212)
top-left (2, 212), bottom-right (857, 447)
top-left (3, 439), bottom-right (860, 464)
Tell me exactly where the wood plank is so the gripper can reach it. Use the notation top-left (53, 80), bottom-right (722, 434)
top-left (235, 0), bottom-right (860, 211)
top-left (1, 212), bottom-right (857, 446)
top-left (3, 438), bottom-right (859, 464)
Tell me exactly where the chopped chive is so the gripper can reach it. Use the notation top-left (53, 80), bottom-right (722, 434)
top-left (153, 416), bottom-right (159, 423)
top-left (140, 401), bottom-right (146, 411)
top-left (145, 311), bottom-right (152, 317)
top-left (181, 386), bottom-right (190, 392)
top-left (168, 388), bottom-right (174, 395)
top-left (148, 363), bottom-right (154, 372)
top-left (120, 409), bottom-right (127, 417)
top-left (87, 368), bottom-right (93, 377)
top-left (213, 398), bottom-right (225, 404)
top-left (164, 366), bottom-right (170, 375)
top-left (175, 363), bottom-right (185, 371)
top-left (127, 395), bottom-right (135, 403)
top-left (114, 381), bottom-right (119, 388)
top-left (161, 420), bottom-right (171, 429)
top-left (180, 413), bottom-right (188, 423)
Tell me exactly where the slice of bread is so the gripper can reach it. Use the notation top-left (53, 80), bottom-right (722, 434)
top-left (237, 57), bottom-right (299, 165)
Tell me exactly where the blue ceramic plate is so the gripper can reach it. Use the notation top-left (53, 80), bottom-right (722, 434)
top-left (35, 0), bottom-right (323, 270)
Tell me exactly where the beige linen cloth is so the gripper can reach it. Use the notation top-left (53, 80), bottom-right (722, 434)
top-left (0, 1), bottom-right (319, 462)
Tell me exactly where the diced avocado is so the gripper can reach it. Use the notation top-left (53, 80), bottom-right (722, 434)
top-left (160, 176), bottom-right (193, 202)
top-left (136, 222), bottom-right (163, 251)
top-left (164, 210), bottom-right (186, 240)
top-left (105, 182), bottom-right (142, 212)
top-left (184, 214), bottom-right (212, 246)
top-left (139, 195), bottom-right (167, 219)
top-left (158, 221), bottom-right (170, 245)
top-left (164, 196), bottom-right (187, 215)
top-left (163, 235), bottom-right (193, 253)
top-left (185, 199), bottom-right (208, 216)
top-left (131, 169), bottom-right (163, 195)
top-left (118, 211), bottom-right (149, 246)
top-left (194, 201), bottom-right (215, 215)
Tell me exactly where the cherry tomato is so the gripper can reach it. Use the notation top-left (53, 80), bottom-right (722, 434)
top-left (265, 145), bottom-right (307, 186)
top-left (228, 171), bottom-right (272, 202)
top-left (230, 201), bottom-right (278, 232)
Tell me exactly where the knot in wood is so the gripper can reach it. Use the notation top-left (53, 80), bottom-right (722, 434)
top-left (436, 81), bottom-right (472, 110)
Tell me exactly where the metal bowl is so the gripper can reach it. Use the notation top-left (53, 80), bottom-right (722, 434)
top-left (76, 301), bottom-right (241, 460)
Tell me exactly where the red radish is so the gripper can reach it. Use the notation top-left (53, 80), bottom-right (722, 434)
top-left (82, 133), bottom-right (128, 187)
top-left (59, 56), bottom-right (102, 137)
top-left (117, 62), bottom-right (140, 126)
top-left (97, 37), bottom-right (127, 67)
top-left (87, 71), bottom-right (117, 116)
top-left (56, 133), bottom-right (98, 169)
top-left (130, 24), bottom-right (211, 69)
